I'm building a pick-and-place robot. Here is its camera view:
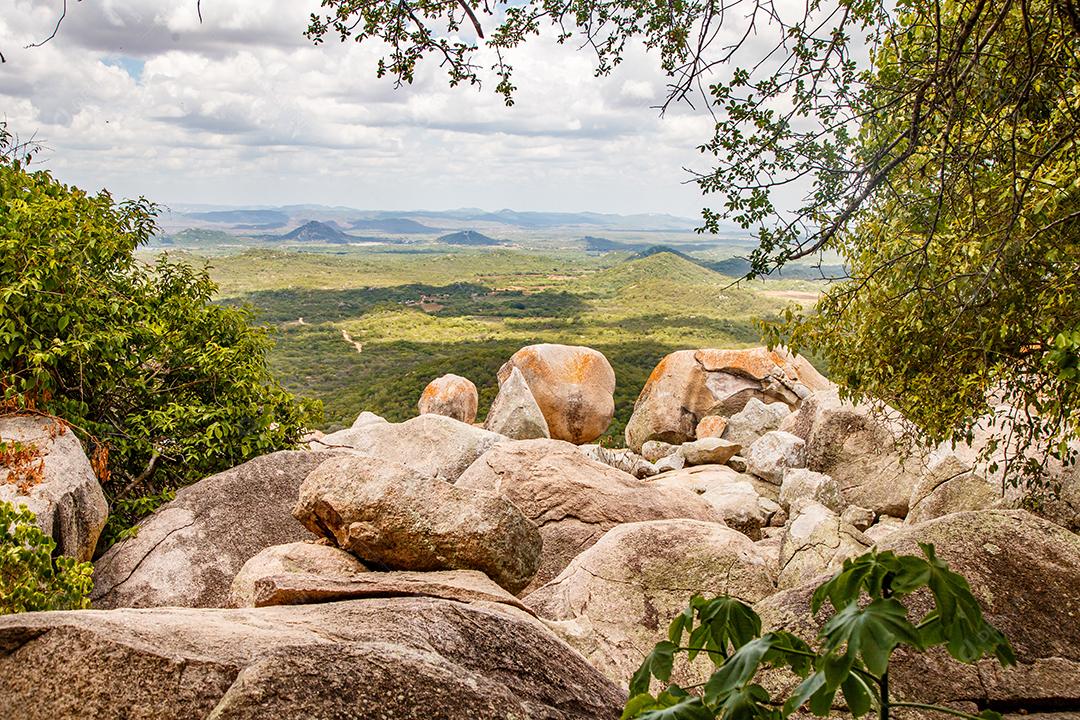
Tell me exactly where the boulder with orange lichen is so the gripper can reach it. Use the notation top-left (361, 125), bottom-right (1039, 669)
top-left (417, 373), bottom-right (479, 424)
top-left (496, 344), bottom-right (615, 445)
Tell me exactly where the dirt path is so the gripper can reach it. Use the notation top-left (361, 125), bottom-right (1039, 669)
top-left (340, 329), bottom-right (363, 354)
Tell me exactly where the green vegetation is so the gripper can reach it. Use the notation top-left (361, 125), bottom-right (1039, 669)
top-left (766, 0), bottom-right (1080, 490)
top-left (0, 502), bottom-right (94, 614)
top-left (0, 126), bottom-right (317, 543)
top-left (207, 248), bottom-right (807, 438)
top-left (625, 545), bottom-right (1013, 720)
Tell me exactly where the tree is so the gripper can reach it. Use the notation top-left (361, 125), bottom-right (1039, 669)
top-left (624, 545), bottom-right (1014, 720)
top-left (0, 125), bottom-right (319, 542)
top-left (305, 0), bottom-right (1080, 488)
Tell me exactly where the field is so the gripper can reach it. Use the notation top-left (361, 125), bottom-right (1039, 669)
top-left (186, 244), bottom-right (825, 443)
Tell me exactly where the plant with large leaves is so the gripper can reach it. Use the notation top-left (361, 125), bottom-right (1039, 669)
top-left (624, 544), bottom-right (1014, 720)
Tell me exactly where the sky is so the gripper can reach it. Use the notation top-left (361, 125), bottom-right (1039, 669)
top-left (1, 1), bottom-right (785, 217)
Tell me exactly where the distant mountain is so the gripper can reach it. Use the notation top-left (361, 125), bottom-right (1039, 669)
top-left (437, 230), bottom-right (501, 246)
top-left (349, 218), bottom-right (442, 234)
top-left (186, 209), bottom-right (289, 225)
top-left (582, 236), bottom-right (650, 252)
top-left (280, 220), bottom-right (356, 244)
top-left (631, 245), bottom-right (700, 263)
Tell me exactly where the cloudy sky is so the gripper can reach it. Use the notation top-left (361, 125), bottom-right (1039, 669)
top-left (0, 0), bottom-right (774, 217)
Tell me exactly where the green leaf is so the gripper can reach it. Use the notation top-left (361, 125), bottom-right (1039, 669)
top-left (622, 693), bottom-right (658, 720)
top-left (630, 641), bottom-right (678, 695)
top-left (820, 598), bottom-right (921, 675)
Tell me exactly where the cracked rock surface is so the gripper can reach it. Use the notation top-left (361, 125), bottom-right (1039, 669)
top-left (92, 450), bottom-right (339, 609)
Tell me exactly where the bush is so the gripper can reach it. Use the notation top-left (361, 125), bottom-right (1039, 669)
top-left (0, 125), bottom-right (319, 542)
top-left (625, 544), bottom-right (1013, 720)
top-left (0, 501), bottom-right (93, 613)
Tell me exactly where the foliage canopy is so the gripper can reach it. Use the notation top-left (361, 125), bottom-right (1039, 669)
top-left (0, 126), bottom-right (319, 542)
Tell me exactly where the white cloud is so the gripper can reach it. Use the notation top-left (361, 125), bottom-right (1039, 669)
top-left (0, 0), bottom-right (790, 216)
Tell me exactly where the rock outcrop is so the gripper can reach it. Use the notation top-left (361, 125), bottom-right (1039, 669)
top-left (526, 519), bottom-right (776, 687)
top-left (92, 450), bottom-right (334, 609)
top-left (777, 501), bottom-right (870, 589)
top-left (723, 397), bottom-right (792, 448)
top-left (651, 464), bottom-right (777, 538)
top-left (759, 510), bottom-right (1080, 713)
top-left (906, 454), bottom-right (1002, 525)
top-left (483, 366), bottom-right (550, 439)
top-left (294, 454), bottom-right (542, 594)
top-left (782, 387), bottom-right (929, 516)
top-left (315, 413), bottom-right (504, 482)
top-left (0, 597), bottom-right (626, 720)
top-left (418, 373), bottom-right (479, 424)
top-left (0, 415), bottom-right (107, 561)
top-left (624, 347), bottom-right (829, 452)
top-left (229, 541), bottom-right (368, 607)
top-left (456, 439), bottom-right (723, 592)
top-left (746, 431), bottom-right (807, 485)
top-left (497, 344), bottom-right (616, 444)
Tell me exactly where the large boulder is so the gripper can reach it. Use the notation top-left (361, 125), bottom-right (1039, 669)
top-left (624, 347), bottom-right (829, 453)
top-left (758, 510), bottom-right (1080, 713)
top-left (315, 413), bottom-right (504, 482)
top-left (526, 519), bottom-right (776, 687)
top-left (0, 597), bottom-right (626, 720)
top-left (782, 387), bottom-right (928, 516)
top-left (294, 454), bottom-right (542, 594)
top-left (229, 541), bottom-right (368, 607)
top-left (0, 415), bottom-right (107, 561)
top-left (497, 344), bottom-right (616, 444)
top-left (745, 430), bottom-right (807, 485)
top-left (483, 366), bottom-right (550, 440)
top-left (779, 468), bottom-right (844, 514)
top-left (906, 454), bottom-right (1002, 525)
top-left (418, 373), bottom-right (478, 424)
top-left (723, 397), bottom-right (792, 448)
top-left (777, 501), bottom-right (871, 589)
top-left (92, 450), bottom-right (333, 609)
top-left (456, 439), bottom-right (723, 593)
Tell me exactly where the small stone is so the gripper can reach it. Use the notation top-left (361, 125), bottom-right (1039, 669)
top-left (841, 505), bottom-right (875, 531)
top-left (678, 437), bottom-right (742, 466)
top-left (641, 440), bottom-right (679, 462)
top-left (745, 431), bottom-right (806, 485)
top-left (695, 415), bottom-right (729, 439)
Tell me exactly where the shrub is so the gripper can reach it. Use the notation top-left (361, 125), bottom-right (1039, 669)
top-left (0, 501), bottom-right (93, 613)
top-left (625, 544), bottom-right (1013, 720)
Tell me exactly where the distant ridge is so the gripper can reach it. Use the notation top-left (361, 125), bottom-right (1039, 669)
top-left (437, 230), bottom-right (501, 246)
top-left (280, 220), bottom-right (356, 244)
top-left (350, 218), bottom-right (441, 234)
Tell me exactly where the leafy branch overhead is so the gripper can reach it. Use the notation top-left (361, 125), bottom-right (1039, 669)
top-left (624, 545), bottom-right (1014, 720)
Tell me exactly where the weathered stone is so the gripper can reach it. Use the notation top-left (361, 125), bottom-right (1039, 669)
top-left (314, 413), bottom-right (504, 482)
top-left (777, 502), bottom-right (871, 589)
top-left (526, 519), bottom-right (776, 688)
top-left (746, 431), bottom-right (806, 485)
top-left (93, 450), bottom-right (334, 609)
top-left (238, 568), bottom-right (534, 616)
top-left (0, 597), bottom-right (626, 720)
top-left (654, 453), bottom-right (686, 473)
top-left (641, 439), bottom-right (679, 462)
top-left (456, 439), bottom-right (723, 593)
top-left (758, 510), bottom-right (1080, 713)
top-left (779, 468), bottom-right (845, 514)
top-left (0, 415), bottom-right (107, 562)
top-left (229, 541), bottom-right (368, 607)
top-left (906, 454), bottom-right (1003, 525)
top-left (352, 410), bottom-right (390, 429)
top-left (863, 515), bottom-right (905, 543)
top-left (497, 344), bottom-right (616, 444)
top-left (723, 397), bottom-right (792, 448)
top-left (624, 347), bottom-right (829, 452)
top-left (678, 437), bottom-right (742, 466)
top-left (483, 366), bottom-right (550, 439)
top-left (295, 454), bottom-right (541, 594)
top-left (580, 444), bottom-right (655, 479)
top-left (840, 505), bottom-right (875, 531)
top-left (696, 415), bottom-right (729, 439)
top-left (782, 387), bottom-right (929, 517)
top-left (651, 464), bottom-right (768, 538)
top-left (418, 373), bottom-right (479, 424)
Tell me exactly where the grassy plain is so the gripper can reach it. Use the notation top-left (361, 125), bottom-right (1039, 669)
top-left (190, 245), bottom-right (823, 442)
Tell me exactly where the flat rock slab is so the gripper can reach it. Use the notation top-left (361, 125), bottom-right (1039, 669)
top-left (244, 569), bottom-right (535, 616)
top-left (0, 597), bottom-right (625, 720)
